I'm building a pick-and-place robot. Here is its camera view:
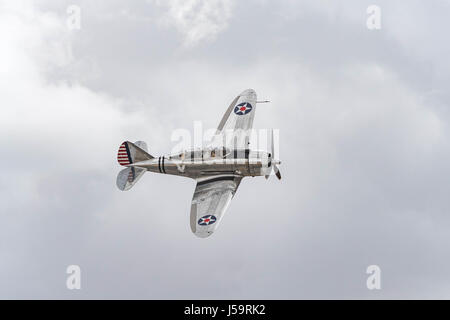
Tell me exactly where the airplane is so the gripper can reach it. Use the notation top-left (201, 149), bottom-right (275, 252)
top-left (116, 89), bottom-right (281, 238)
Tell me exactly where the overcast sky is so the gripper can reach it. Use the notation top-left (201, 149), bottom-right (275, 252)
top-left (1, 0), bottom-right (450, 299)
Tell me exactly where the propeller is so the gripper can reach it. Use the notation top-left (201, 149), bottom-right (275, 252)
top-left (273, 164), bottom-right (281, 180)
top-left (265, 129), bottom-right (281, 180)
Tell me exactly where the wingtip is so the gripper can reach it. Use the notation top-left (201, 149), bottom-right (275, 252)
top-left (239, 88), bottom-right (256, 98)
top-left (194, 231), bottom-right (214, 238)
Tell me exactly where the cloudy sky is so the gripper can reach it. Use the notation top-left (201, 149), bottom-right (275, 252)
top-left (1, 0), bottom-right (450, 299)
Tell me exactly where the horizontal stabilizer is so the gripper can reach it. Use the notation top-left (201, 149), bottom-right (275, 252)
top-left (117, 141), bottom-right (153, 166)
top-left (116, 167), bottom-right (146, 191)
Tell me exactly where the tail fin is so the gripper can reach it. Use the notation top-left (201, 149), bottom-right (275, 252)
top-left (116, 167), bottom-right (146, 191)
top-left (117, 141), bottom-right (153, 166)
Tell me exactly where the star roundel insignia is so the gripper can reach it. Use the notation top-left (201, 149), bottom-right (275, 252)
top-left (234, 102), bottom-right (253, 115)
top-left (198, 215), bottom-right (217, 226)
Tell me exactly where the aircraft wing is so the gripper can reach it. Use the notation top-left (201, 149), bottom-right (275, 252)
top-left (213, 89), bottom-right (257, 149)
top-left (190, 175), bottom-right (242, 238)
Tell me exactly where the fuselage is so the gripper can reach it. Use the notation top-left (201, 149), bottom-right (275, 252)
top-left (129, 148), bottom-right (272, 179)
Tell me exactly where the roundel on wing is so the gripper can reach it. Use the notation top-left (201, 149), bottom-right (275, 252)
top-left (234, 102), bottom-right (253, 115)
top-left (198, 215), bottom-right (217, 226)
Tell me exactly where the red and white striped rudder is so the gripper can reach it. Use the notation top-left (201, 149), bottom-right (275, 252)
top-left (117, 142), bottom-right (131, 166)
top-left (117, 141), bottom-right (154, 166)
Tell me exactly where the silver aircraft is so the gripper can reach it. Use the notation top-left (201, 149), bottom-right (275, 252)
top-left (116, 89), bottom-right (281, 238)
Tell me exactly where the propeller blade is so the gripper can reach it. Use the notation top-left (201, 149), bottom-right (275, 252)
top-left (265, 163), bottom-right (273, 179)
top-left (271, 128), bottom-right (275, 160)
top-left (274, 165), bottom-right (281, 180)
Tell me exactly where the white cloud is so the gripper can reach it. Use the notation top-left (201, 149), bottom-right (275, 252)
top-left (2, 0), bottom-right (450, 299)
top-left (151, 0), bottom-right (234, 46)
top-left (0, 1), bottom-right (158, 171)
